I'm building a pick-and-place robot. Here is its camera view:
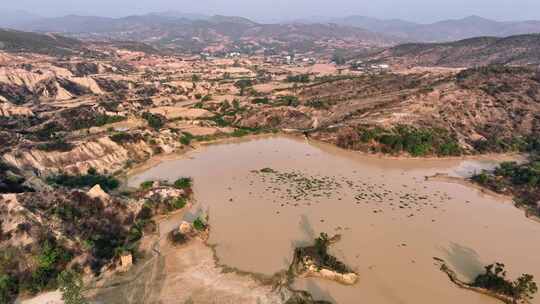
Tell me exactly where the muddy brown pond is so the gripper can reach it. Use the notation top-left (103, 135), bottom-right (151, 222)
top-left (128, 135), bottom-right (540, 304)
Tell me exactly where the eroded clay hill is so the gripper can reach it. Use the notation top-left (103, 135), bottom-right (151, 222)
top-left (238, 66), bottom-right (540, 154)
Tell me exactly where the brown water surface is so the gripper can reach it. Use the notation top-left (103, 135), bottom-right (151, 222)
top-left (128, 135), bottom-right (540, 304)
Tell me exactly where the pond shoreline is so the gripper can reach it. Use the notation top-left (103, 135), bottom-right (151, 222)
top-left (119, 133), bottom-right (539, 304)
top-left (122, 132), bottom-right (524, 185)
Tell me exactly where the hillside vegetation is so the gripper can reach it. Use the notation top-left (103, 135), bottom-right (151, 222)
top-left (0, 29), bottom-right (84, 56)
top-left (366, 34), bottom-right (540, 67)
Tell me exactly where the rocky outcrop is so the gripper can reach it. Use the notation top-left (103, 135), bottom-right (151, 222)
top-left (118, 253), bottom-right (133, 273)
top-left (70, 76), bottom-right (104, 95)
top-left (0, 67), bottom-right (105, 104)
top-left (3, 129), bottom-right (183, 175)
top-left (144, 187), bottom-right (186, 202)
top-left (178, 221), bottom-right (193, 235)
top-left (0, 102), bottom-right (33, 117)
top-left (4, 137), bottom-right (147, 174)
top-left (301, 261), bottom-right (359, 285)
top-left (3, 136), bottom-right (143, 174)
top-left (87, 184), bottom-right (111, 201)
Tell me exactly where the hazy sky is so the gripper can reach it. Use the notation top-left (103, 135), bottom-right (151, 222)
top-left (1, 0), bottom-right (539, 22)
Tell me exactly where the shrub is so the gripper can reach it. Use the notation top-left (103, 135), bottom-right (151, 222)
top-left (193, 217), bottom-right (207, 231)
top-left (309, 233), bottom-right (350, 274)
top-left (472, 172), bottom-right (490, 184)
top-left (231, 129), bottom-right (251, 137)
top-left (169, 197), bottom-right (187, 210)
top-left (180, 132), bottom-right (194, 145)
top-left (332, 52), bottom-right (346, 65)
top-left (472, 263), bottom-right (538, 301)
top-left (260, 167), bottom-right (276, 173)
top-left (142, 112), bottom-right (165, 130)
top-left (94, 115), bottom-right (126, 127)
top-left (277, 95), bottom-right (299, 107)
top-left (57, 270), bottom-right (87, 304)
top-left (359, 125), bottom-right (462, 156)
top-left (35, 122), bottom-right (65, 140)
top-left (234, 79), bottom-right (253, 96)
top-left (0, 275), bottom-right (16, 304)
top-left (168, 231), bottom-right (187, 245)
top-left (36, 139), bottom-right (74, 152)
top-left (139, 181), bottom-right (154, 190)
top-left (305, 99), bottom-right (333, 109)
top-left (232, 99), bottom-right (241, 110)
top-left (438, 141), bottom-right (462, 156)
top-left (252, 97), bottom-right (270, 104)
top-left (47, 168), bottom-right (119, 192)
top-left (286, 74), bottom-right (310, 83)
top-left (208, 115), bottom-right (230, 127)
top-left (29, 239), bottom-right (72, 293)
top-left (110, 132), bottom-right (143, 144)
top-left (174, 177), bottom-right (193, 190)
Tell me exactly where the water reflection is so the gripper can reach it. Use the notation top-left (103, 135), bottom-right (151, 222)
top-left (305, 279), bottom-right (337, 303)
top-left (442, 242), bottom-right (485, 281)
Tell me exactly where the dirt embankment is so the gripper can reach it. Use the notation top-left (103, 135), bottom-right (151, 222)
top-left (2, 131), bottom-right (183, 175)
top-left (238, 66), bottom-right (540, 157)
top-left (88, 210), bottom-right (287, 304)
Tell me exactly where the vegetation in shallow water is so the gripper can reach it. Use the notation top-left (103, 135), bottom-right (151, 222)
top-left (472, 263), bottom-right (537, 302)
top-left (472, 158), bottom-right (540, 216)
top-left (174, 177), bottom-right (193, 190)
top-left (473, 134), bottom-right (540, 154)
top-left (193, 217), bottom-right (207, 231)
top-left (311, 233), bottom-right (352, 274)
top-left (168, 197), bottom-right (187, 211)
top-left (139, 180), bottom-right (154, 190)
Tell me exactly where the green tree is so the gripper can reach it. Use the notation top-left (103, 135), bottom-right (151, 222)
top-left (174, 177), bottom-right (193, 190)
top-left (332, 52), bottom-right (346, 65)
top-left (234, 79), bottom-right (253, 96)
top-left (513, 274), bottom-right (538, 301)
top-left (0, 275), bottom-right (16, 303)
top-left (142, 112), bottom-right (165, 130)
top-left (193, 217), bottom-right (207, 231)
top-left (58, 270), bottom-right (87, 304)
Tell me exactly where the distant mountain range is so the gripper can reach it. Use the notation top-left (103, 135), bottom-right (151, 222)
top-left (2, 11), bottom-right (540, 56)
top-left (3, 12), bottom-right (540, 44)
top-left (2, 24), bottom-right (540, 69)
top-left (0, 13), bottom-right (399, 53)
top-left (311, 15), bottom-right (540, 42)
